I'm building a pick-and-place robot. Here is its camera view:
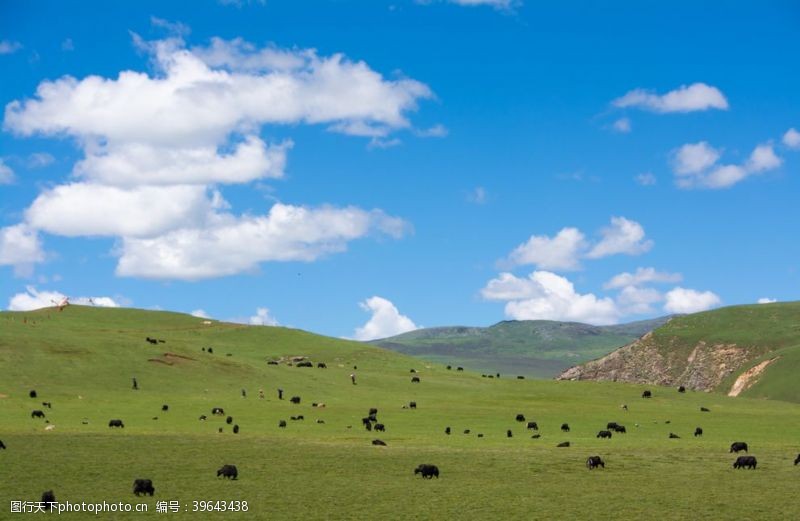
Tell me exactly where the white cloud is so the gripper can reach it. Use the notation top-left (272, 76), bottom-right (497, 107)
top-left (27, 152), bottom-right (55, 168)
top-left (5, 36), bottom-right (425, 280)
top-left (0, 224), bottom-right (45, 274)
top-left (416, 124), bottom-right (449, 138)
top-left (613, 83), bottom-right (728, 113)
top-left (508, 227), bottom-right (586, 271)
top-left (8, 286), bottom-right (119, 311)
top-left (616, 286), bottom-right (663, 315)
top-left (115, 203), bottom-right (408, 280)
top-left (447, 0), bottom-right (514, 8)
top-left (249, 307), bottom-right (279, 326)
top-left (190, 309), bottom-right (211, 318)
top-left (26, 183), bottom-right (219, 238)
top-left (635, 172), bottom-right (656, 186)
top-left (482, 271), bottom-right (620, 325)
top-left (672, 141), bottom-right (782, 189)
top-left (508, 217), bottom-right (651, 271)
top-left (783, 128), bottom-right (800, 150)
top-left (612, 117), bottom-right (631, 133)
top-left (151, 16), bottom-right (191, 37)
top-left (663, 287), bottom-right (721, 314)
top-left (467, 186), bottom-right (487, 204)
top-left (0, 40), bottom-right (22, 54)
top-left (61, 38), bottom-right (74, 51)
top-left (757, 298), bottom-right (776, 304)
top-left (672, 142), bottom-right (721, 175)
top-left (586, 217), bottom-right (653, 259)
top-left (73, 137), bottom-right (291, 187)
top-left (0, 159), bottom-right (14, 184)
top-left (604, 267), bottom-right (682, 289)
top-left (353, 296), bottom-right (418, 341)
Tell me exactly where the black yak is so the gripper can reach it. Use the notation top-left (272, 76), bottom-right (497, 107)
top-left (217, 464), bottom-right (238, 479)
top-left (133, 479), bottom-right (155, 496)
top-left (414, 464), bottom-right (439, 479)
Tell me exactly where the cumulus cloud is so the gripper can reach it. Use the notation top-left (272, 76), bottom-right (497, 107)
top-left (635, 172), bottom-right (656, 186)
top-left (507, 217), bottom-right (651, 271)
top-left (353, 296), bottom-right (418, 341)
top-left (586, 217), bottom-right (653, 259)
top-left (190, 309), bottom-right (211, 318)
top-left (604, 267), bottom-right (682, 289)
top-left (757, 298), bottom-right (776, 304)
top-left (508, 227), bottom-right (586, 271)
top-left (8, 286), bottom-right (120, 311)
top-left (115, 204), bottom-right (407, 280)
top-left (249, 307), bottom-right (279, 326)
top-left (0, 158), bottom-right (14, 184)
top-left (4, 35), bottom-right (425, 279)
top-left (612, 117), bottom-right (631, 133)
top-left (446, 0), bottom-right (515, 8)
top-left (783, 128), bottom-right (800, 150)
top-left (663, 287), bottom-right (720, 314)
top-left (416, 124), bottom-right (449, 138)
top-left (672, 141), bottom-right (783, 189)
top-left (616, 286), bottom-right (663, 315)
top-left (613, 83), bottom-right (728, 113)
top-left (0, 224), bottom-right (45, 275)
top-left (481, 271), bottom-right (620, 325)
top-left (0, 40), bottom-right (22, 54)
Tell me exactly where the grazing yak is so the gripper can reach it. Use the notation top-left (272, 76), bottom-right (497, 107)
top-left (557, 441), bottom-right (570, 448)
top-left (31, 410), bottom-right (45, 419)
top-left (414, 464), bottom-right (440, 479)
top-left (597, 430), bottom-right (612, 439)
top-left (507, 430), bottom-right (513, 438)
top-left (369, 408), bottom-right (378, 416)
top-left (463, 429), bottom-right (471, 434)
top-left (30, 390), bottom-right (37, 398)
top-left (267, 360), bottom-right (278, 365)
top-left (456, 367), bottom-right (464, 371)
top-left (794, 454), bottom-right (800, 466)
top-left (586, 456), bottom-right (605, 470)
top-left (526, 421), bottom-right (539, 431)
top-left (290, 396), bottom-right (301, 404)
top-left (317, 362), bottom-right (327, 368)
top-left (374, 423), bottom-right (386, 432)
top-left (642, 390), bottom-right (652, 398)
top-left (410, 368), bottom-right (417, 373)
top-left (199, 415), bottom-right (207, 421)
top-left (372, 439), bottom-right (387, 446)
top-left (531, 434), bottom-right (541, 439)
top-left (730, 442), bottom-right (748, 453)
top-left (133, 479), bottom-right (155, 496)
top-left (607, 422), bottom-right (619, 430)
top-left (279, 420), bottom-right (287, 428)
top-left (561, 423), bottom-right (570, 432)
top-left (0, 440), bottom-right (5, 449)
top-left (409, 401), bottom-right (417, 409)
top-left (445, 427), bottom-right (451, 435)
top-left (613, 425), bottom-right (627, 434)
top-left (42, 402), bottom-right (52, 409)
top-left (669, 433), bottom-right (681, 439)
top-left (678, 385), bottom-right (686, 393)
top-left (411, 377), bottom-right (420, 383)
top-left (733, 456), bottom-right (757, 469)
top-left (296, 361), bottom-right (313, 368)
top-left (109, 419), bottom-right (124, 428)
top-left (226, 416), bottom-right (234, 425)
top-left (217, 465), bottom-right (238, 479)
top-left (233, 425), bottom-right (239, 434)
top-left (161, 405), bottom-right (169, 412)
top-left (515, 414), bottom-right (526, 422)
top-left (517, 376), bottom-right (525, 380)
top-left (694, 427), bottom-right (703, 437)
top-left (700, 407), bottom-right (711, 412)
top-left (477, 433), bottom-right (484, 438)
top-left (212, 407), bottom-right (225, 416)
top-left (41, 490), bottom-right (56, 510)
top-left (146, 337), bottom-right (158, 345)
top-left (447, 365), bottom-right (452, 370)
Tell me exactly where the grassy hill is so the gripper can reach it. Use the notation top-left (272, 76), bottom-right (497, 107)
top-left (371, 317), bottom-right (670, 378)
top-left (2, 306), bottom-right (800, 520)
top-left (558, 302), bottom-right (800, 402)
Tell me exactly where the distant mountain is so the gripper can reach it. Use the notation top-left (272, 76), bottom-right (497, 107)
top-left (557, 302), bottom-right (800, 403)
top-left (370, 316), bottom-right (671, 378)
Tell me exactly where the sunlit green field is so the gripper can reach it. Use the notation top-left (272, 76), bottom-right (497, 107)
top-left (1, 307), bottom-right (799, 520)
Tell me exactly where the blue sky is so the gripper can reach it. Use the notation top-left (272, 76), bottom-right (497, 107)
top-left (1, 0), bottom-right (798, 339)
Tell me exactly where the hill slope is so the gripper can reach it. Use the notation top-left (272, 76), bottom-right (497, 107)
top-left (371, 317), bottom-right (670, 378)
top-left (3, 306), bottom-right (800, 519)
top-left (558, 302), bottom-right (800, 402)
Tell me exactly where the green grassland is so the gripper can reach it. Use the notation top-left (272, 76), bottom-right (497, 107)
top-left (372, 317), bottom-right (670, 378)
top-left (1, 306), bottom-right (800, 520)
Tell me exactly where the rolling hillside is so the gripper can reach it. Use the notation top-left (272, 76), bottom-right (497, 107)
top-left (558, 302), bottom-right (800, 402)
top-left (3, 305), bottom-right (800, 520)
top-left (371, 317), bottom-right (670, 378)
